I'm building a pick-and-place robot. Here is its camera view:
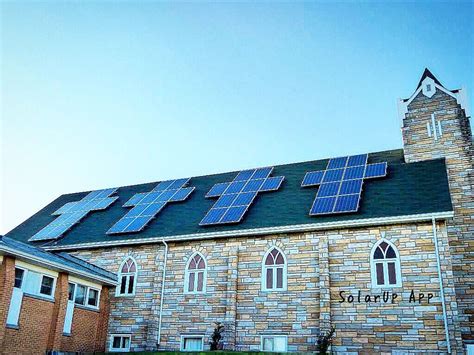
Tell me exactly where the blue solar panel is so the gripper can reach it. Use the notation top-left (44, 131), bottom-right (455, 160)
top-left (206, 183), bottom-right (231, 198)
top-left (260, 176), bottom-right (284, 191)
top-left (302, 154), bottom-right (387, 215)
top-left (365, 162), bottom-right (387, 178)
top-left (29, 188), bottom-right (119, 242)
top-left (327, 157), bottom-right (347, 169)
top-left (311, 197), bottom-right (336, 214)
top-left (107, 179), bottom-right (194, 234)
top-left (347, 154), bottom-right (368, 167)
top-left (200, 168), bottom-right (284, 226)
top-left (302, 171), bottom-right (324, 186)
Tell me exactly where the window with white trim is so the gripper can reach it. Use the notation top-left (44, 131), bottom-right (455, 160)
top-left (68, 283), bottom-right (75, 301)
top-left (75, 284), bottom-right (86, 305)
top-left (262, 247), bottom-right (287, 291)
top-left (181, 335), bottom-right (204, 351)
top-left (117, 257), bottom-right (137, 296)
top-left (87, 288), bottom-right (99, 307)
top-left (370, 240), bottom-right (402, 288)
top-left (184, 253), bottom-right (206, 294)
top-left (39, 275), bottom-right (54, 296)
top-left (110, 334), bottom-right (131, 352)
top-left (14, 268), bottom-right (56, 300)
top-left (69, 282), bottom-right (100, 309)
top-left (14, 268), bottom-right (25, 289)
top-left (261, 335), bottom-right (288, 352)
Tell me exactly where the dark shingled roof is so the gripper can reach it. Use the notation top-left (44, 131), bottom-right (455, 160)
top-left (5, 149), bottom-right (453, 249)
top-left (0, 236), bottom-right (117, 283)
top-left (416, 68), bottom-right (443, 89)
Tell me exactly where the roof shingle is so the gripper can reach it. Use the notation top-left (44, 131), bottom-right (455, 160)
top-left (5, 149), bottom-right (453, 249)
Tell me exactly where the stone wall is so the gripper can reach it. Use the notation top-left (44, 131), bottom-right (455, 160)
top-left (73, 220), bottom-right (463, 353)
top-left (402, 87), bottom-right (474, 341)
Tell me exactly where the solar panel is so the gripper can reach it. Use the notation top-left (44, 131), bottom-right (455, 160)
top-left (107, 178), bottom-right (194, 234)
top-left (200, 168), bottom-right (284, 226)
top-left (29, 188), bottom-right (118, 242)
top-left (301, 154), bottom-right (387, 215)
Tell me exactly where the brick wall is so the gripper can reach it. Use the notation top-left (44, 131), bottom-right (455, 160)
top-left (0, 257), bottom-right (110, 354)
top-left (4, 295), bottom-right (55, 354)
top-left (74, 220), bottom-right (463, 353)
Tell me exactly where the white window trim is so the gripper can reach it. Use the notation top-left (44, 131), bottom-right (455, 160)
top-left (14, 266), bottom-right (27, 289)
top-left (38, 274), bottom-right (57, 299)
top-left (370, 239), bottom-right (402, 288)
top-left (261, 247), bottom-right (287, 292)
top-left (180, 335), bottom-right (205, 351)
top-left (260, 334), bottom-right (288, 352)
top-left (184, 252), bottom-right (207, 294)
top-left (86, 287), bottom-right (101, 309)
top-left (116, 256), bottom-right (138, 297)
top-left (69, 281), bottom-right (101, 310)
top-left (109, 334), bottom-right (131, 352)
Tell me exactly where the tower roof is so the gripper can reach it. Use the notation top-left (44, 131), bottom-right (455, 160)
top-left (416, 68), bottom-right (443, 90)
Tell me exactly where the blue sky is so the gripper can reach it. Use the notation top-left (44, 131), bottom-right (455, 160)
top-left (1, 1), bottom-right (472, 234)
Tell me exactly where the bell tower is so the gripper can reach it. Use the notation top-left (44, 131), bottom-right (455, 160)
top-left (399, 68), bottom-right (474, 344)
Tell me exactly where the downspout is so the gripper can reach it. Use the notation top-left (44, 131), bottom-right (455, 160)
top-left (157, 239), bottom-right (168, 348)
top-left (432, 217), bottom-right (451, 354)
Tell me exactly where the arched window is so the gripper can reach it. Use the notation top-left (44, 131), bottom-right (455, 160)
top-left (370, 240), bottom-right (401, 288)
top-left (117, 257), bottom-right (137, 296)
top-left (185, 253), bottom-right (206, 294)
top-left (262, 247), bottom-right (287, 291)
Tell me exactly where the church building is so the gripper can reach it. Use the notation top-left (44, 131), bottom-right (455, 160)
top-left (1, 69), bottom-right (472, 354)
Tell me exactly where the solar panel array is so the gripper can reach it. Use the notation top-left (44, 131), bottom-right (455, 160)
top-left (107, 178), bottom-right (194, 234)
top-left (29, 188), bottom-right (118, 242)
top-left (200, 167), bottom-right (284, 225)
top-left (301, 154), bottom-right (387, 215)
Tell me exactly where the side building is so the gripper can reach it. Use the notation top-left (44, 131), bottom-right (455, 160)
top-left (0, 236), bottom-right (117, 355)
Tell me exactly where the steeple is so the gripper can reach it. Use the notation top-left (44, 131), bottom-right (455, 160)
top-left (415, 68), bottom-right (443, 90)
top-left (398, 68), bottom-right (470, 128)
top-left (399, 69), bottom-right (473, 345)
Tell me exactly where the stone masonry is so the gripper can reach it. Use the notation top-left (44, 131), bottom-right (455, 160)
top-left (402, 86), bottom-right (474, 342)
top-left (74, 220), bottom-right (463, 353)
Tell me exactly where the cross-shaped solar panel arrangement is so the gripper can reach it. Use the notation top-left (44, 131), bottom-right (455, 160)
top-left (200, 167), bottom-right (284, 225)
top-left (29, 188), bottom-right (119, 242)
top-left (301, 154), bottom-right (387, 215)
top-left (107, 178), bottom-right (195, 234)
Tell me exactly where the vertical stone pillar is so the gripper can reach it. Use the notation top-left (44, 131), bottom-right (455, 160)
top-left (318, 235), bottom-right (331, 332)
top-left (47, 272), bottom-right (69, 352)
top-left (0, 256), bottom-right (15, 353)
top-left (95, 286), bottom-right (111, 352)
top-left (146, 245), bottom-right (166, 351)
top-left (434, 221), bottom-right (464, 353)
top-left (224, 247), bottom-right (239, 350)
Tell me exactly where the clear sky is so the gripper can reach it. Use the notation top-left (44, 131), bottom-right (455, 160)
top-left (1, 1), bottom-right (472, 234)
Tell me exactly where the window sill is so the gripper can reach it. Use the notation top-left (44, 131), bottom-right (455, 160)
top-left (371, 284), bottom-right (403, 290)
top-left (63, 332), bottom-right (71, 337)
top-left (24, 292), bottom-right (55, 303)
top-left (75, 304), bottom-right (100, 313)
top-left (6, 324), bottom-right (19, 330)
top-left (109, 349), bottom-right (131, 353)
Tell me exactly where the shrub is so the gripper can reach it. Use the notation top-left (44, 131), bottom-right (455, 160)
top-left (316, 326), bottom-right (335, 354)
top-left (209, 322), bottom-right (225, 350)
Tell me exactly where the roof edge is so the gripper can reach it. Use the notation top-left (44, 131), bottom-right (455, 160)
top-left (0, 243), bottom-right (118, 286)
top-left (43, 211), bottom-right (454, 251)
